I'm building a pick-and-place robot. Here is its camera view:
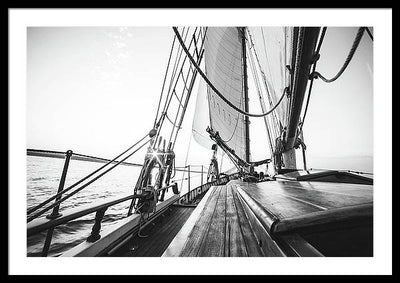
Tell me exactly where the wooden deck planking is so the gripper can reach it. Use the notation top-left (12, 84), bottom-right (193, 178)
top-left (179, 186), bottom-right (223, 256)
top-left (197, 185), bottom-right (227, 256)
top-left (163, 178), bottom-right (372, 257)
top-left (224, 184), bottom-right (248, 257)
top-left (135, 207), bottom-right (192, 257)
top-left (114, 206), bottom-right (194, 257)
top-left (177, 184), bottom-right (268, 257)
top-left (230, 185), bottom-right (265, 256)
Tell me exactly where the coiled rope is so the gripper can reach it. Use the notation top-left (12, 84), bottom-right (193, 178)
top-left (309, 27), bottom-right (366, 83)
top-left (172, 27), bottom-right (288, 118)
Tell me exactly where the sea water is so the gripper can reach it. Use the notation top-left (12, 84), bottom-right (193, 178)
top-left (26, 155), bottom-right (199, 257)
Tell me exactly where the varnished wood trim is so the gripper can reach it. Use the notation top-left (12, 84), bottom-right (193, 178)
top-left (236, 191), bottom-right (286, 257)
top-left (273, 203), bottom-right (373, 233)
top-left (162, 186), bottom-right (217, 256)
top-left (277, 233), bottom-right (324, 257)
top-left (235, 185), bottom-right (278, 233)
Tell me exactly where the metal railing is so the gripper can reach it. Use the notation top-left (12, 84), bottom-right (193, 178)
top-left (26, 147), bottom-right (214, 256)
top-left (28, 180), bottom-right (177, 256)
top-left (27, 133), bottom-right (150, 256)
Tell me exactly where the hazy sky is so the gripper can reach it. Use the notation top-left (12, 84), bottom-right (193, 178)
top-left (26, 25), bottom-right (373, 171)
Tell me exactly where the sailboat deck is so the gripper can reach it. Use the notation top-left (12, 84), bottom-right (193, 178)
top-left (163, 182), bottom-right (269, 256)
top-left (112, 205), bottom-right (195, 257)
top-left (163, 179), bottom-right (373, 257)
top-left (234, 179), bottom-right (373, 219)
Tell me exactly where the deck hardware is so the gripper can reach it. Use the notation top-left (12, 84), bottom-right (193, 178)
top-left (87, 208), bottom-right (108, 243)
top-left (172, 182), bottom-right (179, 194)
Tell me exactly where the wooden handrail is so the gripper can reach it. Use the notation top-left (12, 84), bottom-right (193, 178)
top-left (272, 203), bottom-right (373, 233)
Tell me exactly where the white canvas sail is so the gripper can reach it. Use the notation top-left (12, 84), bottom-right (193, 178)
top-left (192, 78), bottom-right (214, 150)
top-left (247, 27), bottom-right (294, 130)
top-left (192, 27), bottom-right (247, 161)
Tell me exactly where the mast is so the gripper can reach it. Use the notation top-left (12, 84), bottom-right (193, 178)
top-left (281, 27), bottom-right (320, 170)
top-left (241, 27), bottom-right (251, 163)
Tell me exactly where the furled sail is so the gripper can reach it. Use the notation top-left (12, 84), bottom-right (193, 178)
top-left (192, 27), bottom-right (247, 161)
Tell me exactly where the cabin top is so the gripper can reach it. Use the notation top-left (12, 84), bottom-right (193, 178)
top-left (163, 177), bottom-right (373, 257)
top-left (275, 169), bottom-right (373, 185)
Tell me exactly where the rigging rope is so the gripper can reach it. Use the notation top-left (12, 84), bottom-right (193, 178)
top-left (309, 27), bottom-right (366, 83)
top-left (298, 27), bottom-right (327, 134)
top-left (366, 27), bottom-right (373, 41)
top-left (154, 27), bottom-right (191, 142)
top-left (247, 29), bottom-right (282, 138)
top-left (153, 34), bottom-right (177, 128)
top-left (219, 114), bottom-right (241, 143)
top-left (260, 28), bottom-right (278, 101)
top-left (172, 26), bottom-right (288, 118)
top-left (164, 112), bottom-right (182, 129)
top-left (171, 29), bottom-right (207, 149)
top-left (27, 138), bottom-right (152, 222)
top-left (180, 131), bottom-right (193, 191)
top-left (155, 27), bottom-right (204, 152)
top-left (247, 36), bottom-right (275, 157)
top-left (27, 132), bottom-right (152, 216)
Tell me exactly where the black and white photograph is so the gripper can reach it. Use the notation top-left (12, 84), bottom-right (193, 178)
top-left (8, 8), bottom-right (392, 275)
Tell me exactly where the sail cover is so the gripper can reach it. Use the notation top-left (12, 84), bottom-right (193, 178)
top-left (192, 27), bottom-right (247, 160)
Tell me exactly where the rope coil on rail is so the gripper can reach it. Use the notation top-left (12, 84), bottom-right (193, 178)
top-left (172, 27), bottom-right (288, 118)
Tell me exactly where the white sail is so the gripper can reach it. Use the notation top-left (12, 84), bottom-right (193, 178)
top-left (247, 27), bottom-right (294, 130)
top-left (192, 27), bottom-right (247, 161)
top-left (192, 27), bottom-right (296, 162)
top-left (192, 78), bottom-right (214, 150)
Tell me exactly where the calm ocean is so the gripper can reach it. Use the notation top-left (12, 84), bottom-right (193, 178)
top-left (26, 155), bottom-right (200, 257)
